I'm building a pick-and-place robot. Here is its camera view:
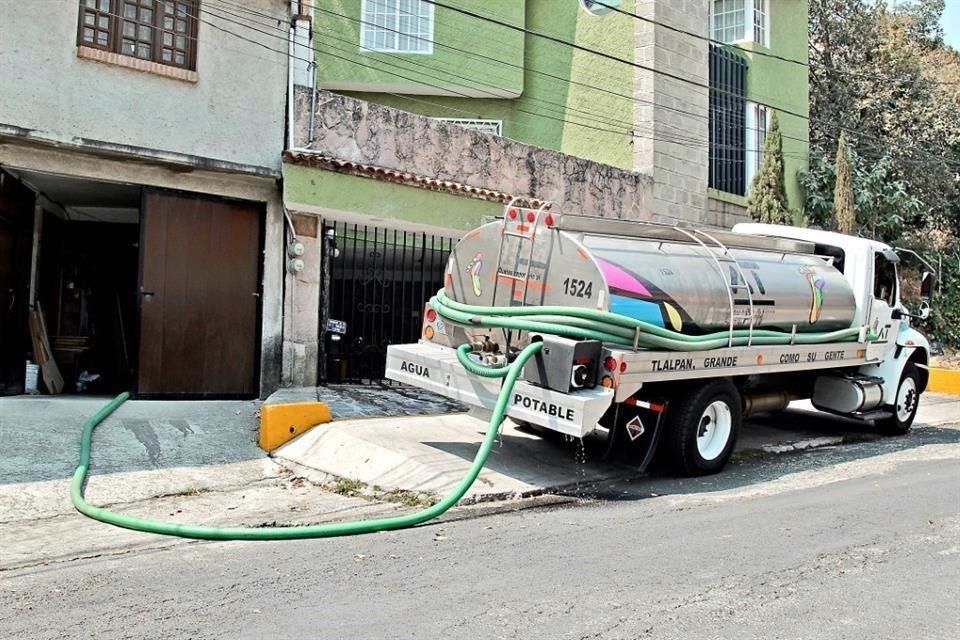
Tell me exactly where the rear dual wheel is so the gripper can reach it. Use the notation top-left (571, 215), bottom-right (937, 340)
top-left (661, 378), bottom-right (741, 476)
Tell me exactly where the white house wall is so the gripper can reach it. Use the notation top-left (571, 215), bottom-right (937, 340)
top-left (0, 0), bottom-right (287, 172)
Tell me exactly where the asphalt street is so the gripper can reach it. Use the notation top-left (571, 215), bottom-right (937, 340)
top-left (2, 421), bottom-right (958, 640)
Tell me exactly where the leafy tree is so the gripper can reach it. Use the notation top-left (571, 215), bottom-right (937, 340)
top-left (746, 113), bottom-right (790, 224)
top-left (799, 147), bottom-right (921, 242)
top-left (894, 0), bottom-right (945, 45)
top-left (808, 0), bottom-right (960, 239)
top-left (834, 132), bottom-right (856, 233)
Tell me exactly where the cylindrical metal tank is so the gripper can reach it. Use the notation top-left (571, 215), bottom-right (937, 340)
top-left (443, 212), bottom-right (856, 335)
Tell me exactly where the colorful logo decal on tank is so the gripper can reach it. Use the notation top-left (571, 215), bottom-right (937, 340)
top-left (800, 267), bottom-right (826, 324)
top-left (468, 253), bottom-right (483, 296)
top-left (595, 258), bottom-right (693, 332)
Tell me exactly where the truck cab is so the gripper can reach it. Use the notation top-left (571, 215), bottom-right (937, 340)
top-left (733, 223), bottom-right (932, 410)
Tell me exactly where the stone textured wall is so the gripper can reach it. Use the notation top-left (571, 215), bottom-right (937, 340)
top-left (633, 0), bottom-right (709, 225)
top-left (294, 89), bottom-right (653, 220)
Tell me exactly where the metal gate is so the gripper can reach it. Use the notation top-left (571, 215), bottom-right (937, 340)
top-left (320, 221), bottom-right (455, 384)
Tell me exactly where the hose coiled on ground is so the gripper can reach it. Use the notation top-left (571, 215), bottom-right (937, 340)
top-left (71, 342), bottom-right (544, 540)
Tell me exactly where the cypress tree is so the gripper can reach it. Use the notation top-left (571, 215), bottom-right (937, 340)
top-left (746, 112), bottom-right (790, 224)
top-left (833, 131), bottom-right (856, 234)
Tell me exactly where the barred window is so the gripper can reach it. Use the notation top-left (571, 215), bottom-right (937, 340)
top-left (361, 0), bottom-right (434, 54)
top-left (709, 45), bottom-right (748, 196)
top-left (77, 0), bottom-right (199, 70)
top-left (435, 119), bottom-right (503, 136)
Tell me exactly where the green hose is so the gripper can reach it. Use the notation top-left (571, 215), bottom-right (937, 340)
top-left (73, 284), bottom-right (872, 540)
top-left (71, 342), bottom-right (544, 541)
top-left (430, 289), bottom-right (874, 350)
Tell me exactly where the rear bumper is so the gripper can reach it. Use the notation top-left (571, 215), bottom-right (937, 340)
top-left (385, 342), bottom-right (614, 437)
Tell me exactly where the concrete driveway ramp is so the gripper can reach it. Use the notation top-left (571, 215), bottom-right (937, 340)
top-left (272, 414), bottom-right (626, 502)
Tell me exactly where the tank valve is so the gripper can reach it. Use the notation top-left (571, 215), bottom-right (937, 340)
top-left (470, 337), bottom-right (500, 353)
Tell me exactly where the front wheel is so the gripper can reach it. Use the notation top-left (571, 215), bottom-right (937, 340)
top-left (876, 363), bottom-right (921, 435)
top-left (661, 378), bottom-right (742, 476)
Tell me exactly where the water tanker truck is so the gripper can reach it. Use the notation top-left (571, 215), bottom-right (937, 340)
top-left (386, 203), bottom-right (936, 476)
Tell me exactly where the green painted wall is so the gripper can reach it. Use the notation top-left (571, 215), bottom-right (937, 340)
top-left (283, 164), bottom-right (501, 232)
top-left (733, 0), bottom-right (810, 210)
top-left (314, 0), bottom-right (525, 96)
top-left (318, 0), bottom-right (635, 170)
top-left (309, 1), bottom-right (812, 219)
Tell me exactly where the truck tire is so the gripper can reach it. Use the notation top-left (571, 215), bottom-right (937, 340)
top-left (876, 363), bottom-right (920, 435)
top-left (661, 379), bottom-right (741, 476)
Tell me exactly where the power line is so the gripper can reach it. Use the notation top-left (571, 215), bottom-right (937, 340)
top-left (199, 4), bottom-right (657, 141)
top-left (593, 0), bottom-right (960, 88)
top-left (219, 0), bottom-right (706, 128)
top-left (591, 0), bottom-right (809, 68)
top-left (212, 0), bottom-right (818, 155)
top-left (301, 0), bottom-right (955, 167)
top-left (418, 0), bottom-right (960, 166)
top-left (206, 1), bottom-right (960, 171)
top-left (202, 1), bottom-right (784, 156)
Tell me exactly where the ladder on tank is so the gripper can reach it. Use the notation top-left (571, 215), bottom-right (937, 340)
top-left (671, 227), bottom-right (757, 347)
top-left (489, 198), bottom-right (554, 310)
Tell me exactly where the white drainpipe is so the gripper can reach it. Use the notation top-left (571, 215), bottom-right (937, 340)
top-left (286, 3), bottom-right (296, 150)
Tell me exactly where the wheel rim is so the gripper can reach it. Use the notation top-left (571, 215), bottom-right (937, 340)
top-left (895, 376), bottom-right (918, 423)
top-left (697, 400), bottom-right (732, 461)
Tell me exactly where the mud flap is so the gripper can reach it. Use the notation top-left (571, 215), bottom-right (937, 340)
top-left (604, 399), bottom-right (667, 471)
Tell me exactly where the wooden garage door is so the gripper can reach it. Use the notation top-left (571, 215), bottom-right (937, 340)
top-left (138, 191), bottom-right (262, 397)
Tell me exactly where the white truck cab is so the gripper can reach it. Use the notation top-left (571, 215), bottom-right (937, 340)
top-left (734, 223), bottom-right (932, 426)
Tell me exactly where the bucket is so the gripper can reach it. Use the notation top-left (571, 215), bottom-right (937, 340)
top-left (24, 361), bottom-right (39, 394)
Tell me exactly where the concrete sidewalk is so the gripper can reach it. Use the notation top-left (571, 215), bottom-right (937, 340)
top-left (274, 393), bottom-right (960, 501)
top-left (0, 396), bottom-right (406, 570)
top-left (0, 395), bottom-right (264, 485)
top-left (2, 391), bottom-right (956, 572)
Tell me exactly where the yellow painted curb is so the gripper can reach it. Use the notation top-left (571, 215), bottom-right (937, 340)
top-left (928, 368), bottom-right (960, 396)
top-left (259, 402), bottom-right (332, 452)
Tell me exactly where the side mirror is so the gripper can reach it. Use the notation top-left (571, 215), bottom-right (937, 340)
top-left (920, 300), bottom-right (931, 320)
top-left (920, 271), bottom-right (936, 302)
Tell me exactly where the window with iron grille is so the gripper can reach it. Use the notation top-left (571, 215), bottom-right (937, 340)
top-left (435, 119), bottom-right (503, 136)
top-left (361, 0), bottom-right (434, 54)
top-left (77, 0), bottom-right (199, 70)
top-left (709, 45), bottom-right (748, 196)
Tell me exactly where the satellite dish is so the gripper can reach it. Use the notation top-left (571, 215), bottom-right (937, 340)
top-left (580, 0), bottom-right (622, 16)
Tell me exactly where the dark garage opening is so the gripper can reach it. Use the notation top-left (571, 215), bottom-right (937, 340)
top-left (16, 170), bottom-right (141, 395)
top-left (1, 169), bottom-right (265, 399)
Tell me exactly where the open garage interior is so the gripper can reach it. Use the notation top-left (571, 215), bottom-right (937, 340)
top-left (0, 168), bottom-right (265, 398)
